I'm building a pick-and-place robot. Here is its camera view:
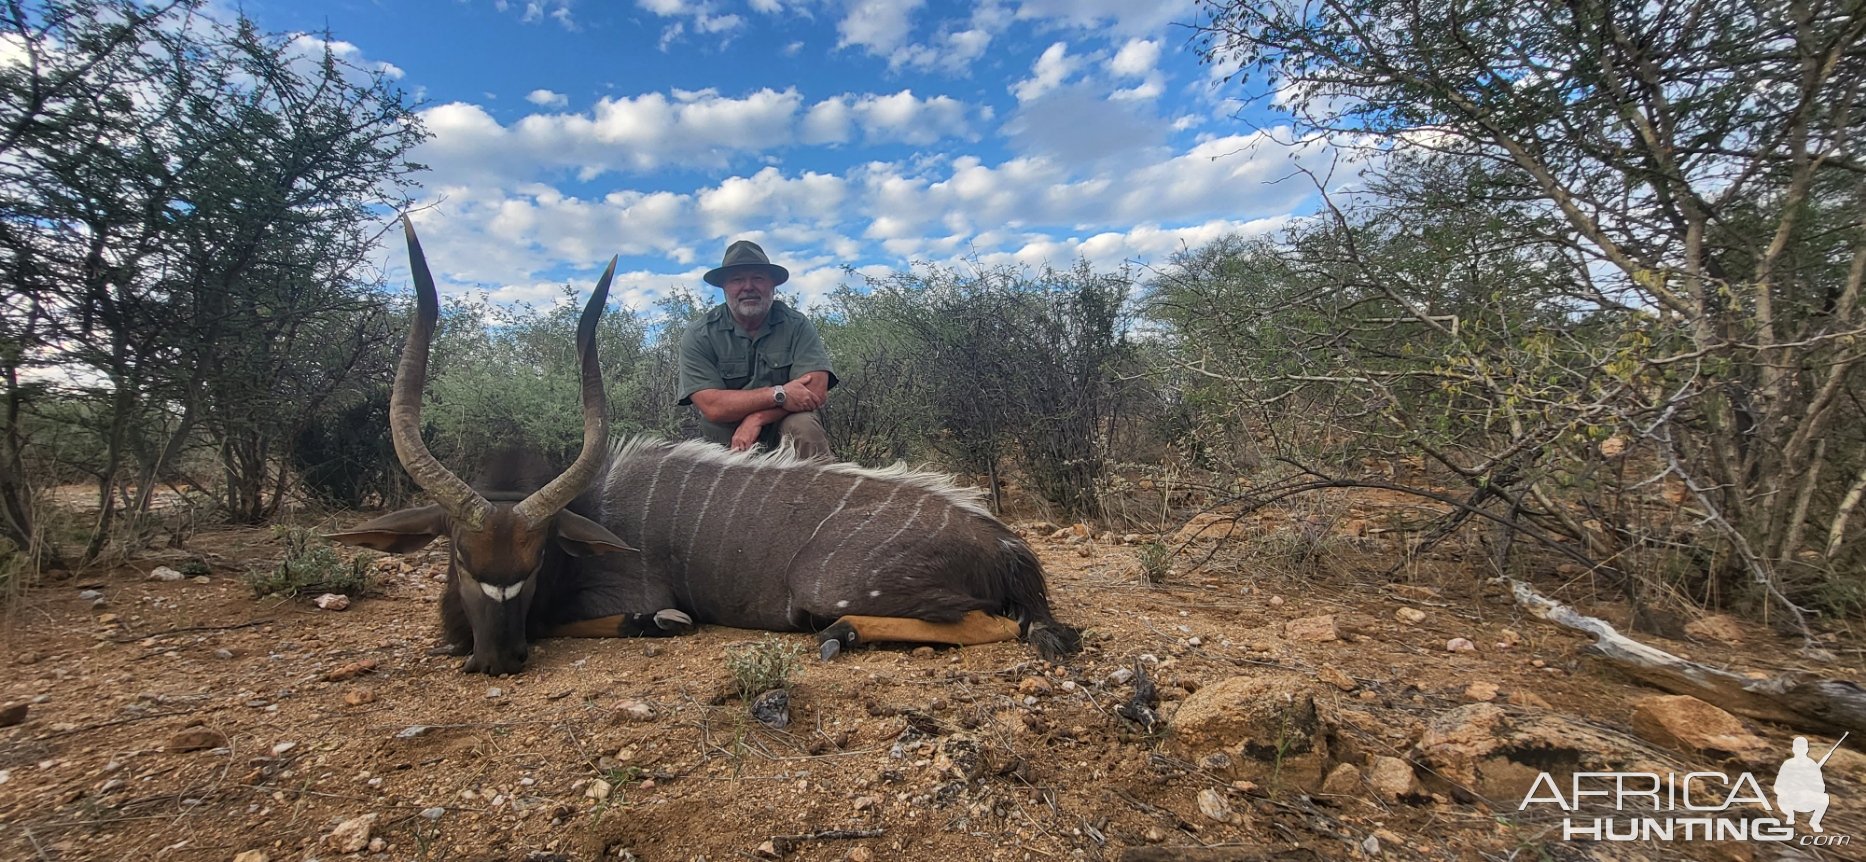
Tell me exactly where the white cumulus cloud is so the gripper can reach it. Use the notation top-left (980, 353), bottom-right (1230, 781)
top-left (1109, 38), bottom-right (1159, 77)
top-left (849, 91), bottom-right (972, 145)
top-left (1012, 42), bottom-right (1078, 102)
top-left (1010, 0), bottom-right (1193, 36)
top-left (836, 0), bottom-right (924, 55)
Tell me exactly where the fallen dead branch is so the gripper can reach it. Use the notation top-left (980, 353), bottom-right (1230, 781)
top-left (1507, 578), bottom-right (1866, 734)
top-left (759, 829), bottom-right (885, 857)
top-left (1118, 847), bottom-right (1321, 862)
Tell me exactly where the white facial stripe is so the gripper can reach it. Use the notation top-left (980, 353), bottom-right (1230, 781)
top-left (478, 581), bottom-right (525, 602)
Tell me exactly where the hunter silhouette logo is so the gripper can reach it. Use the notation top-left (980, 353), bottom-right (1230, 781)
top-left (1776, 734), bottom-right (1845, 833)
top-left (1520, 732), bottom-right (1850, 847)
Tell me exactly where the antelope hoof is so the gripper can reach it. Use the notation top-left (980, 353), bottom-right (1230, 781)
top-left (653, 608), bottom-right (695, 634)
top-left (816, 622), bottom-right (860, 661)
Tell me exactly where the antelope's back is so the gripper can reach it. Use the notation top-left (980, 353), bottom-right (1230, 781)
top-left (592, 438), bottom-right (1022, 627)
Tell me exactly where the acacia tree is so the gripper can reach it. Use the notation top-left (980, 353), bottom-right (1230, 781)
top-left (171, 21), bottom-right (423, 524)
top-left (418, 287), bottom-right (659, 473)
top-left (0, 2), bottom-right (423, 556)
top-left (1189, 0), bottom-right (1866, 628)
top-left (0, 0), bottom-right (206, 560)
top-left (851, 263), bottom-right (1133, 517)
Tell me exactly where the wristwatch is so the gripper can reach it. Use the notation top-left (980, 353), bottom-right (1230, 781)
top-left (771, 385), bottom-right (786, 407)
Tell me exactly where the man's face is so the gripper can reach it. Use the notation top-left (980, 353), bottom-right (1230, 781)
top-left (724, 270), bottom-right (774, 322)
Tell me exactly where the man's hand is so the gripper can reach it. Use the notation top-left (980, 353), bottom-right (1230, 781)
top-left (731, 414), bottom-right (767, 450)
top-left (778, 378), bottom-right (824, 412)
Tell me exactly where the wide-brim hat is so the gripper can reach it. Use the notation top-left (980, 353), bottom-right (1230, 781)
top-left (703, 239), bottom-right (789, 287)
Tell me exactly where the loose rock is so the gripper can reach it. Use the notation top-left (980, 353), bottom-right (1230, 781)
top-left (1446, 638), bottom-right (1477, 653)
top-left (1284, 614), bottom-right (1339, 643)
top-left (147, 566), bottom-right (183, 582)
top-left (312, 593), bottom-right (350, 611)
top-left (750, 688), bottom-right (790, 728)
top-left (324, 814), bottom-right (375, 854)
top-left (1321, 762), bottom-right (1360, 794)
top-left (1683, 614), bottom-right (1747, 645)
top-left (322, 659), bottom-right (378, 682)
top-left (613, 699), bottom-right (656, 723)
top-left (1196, 788), bottom-right (1234, 823)
top-left (1629, 695), bottom-right (1768, 757)
top-left (1316, 666), bottom-right (1357, 692)
top-left (1365, 756), bottom-right (1421, 801)
top-left (1169, 672), bottom-right (1327, 788)
top-left (0, 703), bottom-right (27, 727)
top-left (1462, 681), bottom-right (1499, 702)
top-left (1394, 607), bottom-right (1426, 625)
top-left (1413, 703), bottom-right (1653, 800)
top-left (165, 726), bottom-right (227, 752)
top-left (1507, 691), bottom-right (1552, 709)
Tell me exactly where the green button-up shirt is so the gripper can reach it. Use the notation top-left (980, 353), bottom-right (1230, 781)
top-left (676, 301), bottom-right (837, 440)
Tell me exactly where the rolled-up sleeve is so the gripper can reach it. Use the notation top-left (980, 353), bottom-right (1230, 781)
top-left (789, 320), bottom-right (839, 390)
top-left (675, 323), bottom-right (722, 405)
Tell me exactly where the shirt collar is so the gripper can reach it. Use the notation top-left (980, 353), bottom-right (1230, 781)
top-left (710, 300), bottom-right (790, 336)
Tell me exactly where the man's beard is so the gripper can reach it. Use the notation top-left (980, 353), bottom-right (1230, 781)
top-left (730, 295), bottom-right (769, 317)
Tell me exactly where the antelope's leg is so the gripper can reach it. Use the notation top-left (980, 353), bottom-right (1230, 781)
top-left (549, 609), bottom-right (695, 639)
top-left (817, 610), bottom-right (1020, 658)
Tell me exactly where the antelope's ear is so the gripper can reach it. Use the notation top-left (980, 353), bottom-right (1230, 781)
top-left (326, 505), bottom-right (450, 553)
top-left (554, 510), bottom-right (636, 557)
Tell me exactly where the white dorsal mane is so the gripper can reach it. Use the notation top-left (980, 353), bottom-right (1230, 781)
top-left (604, 436), bottom-right (992, 517)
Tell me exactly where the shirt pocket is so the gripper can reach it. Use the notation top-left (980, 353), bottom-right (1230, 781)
top-left (758, 346), bottom-right (794, 382)
top-left (718, 357), bottom-right (750, 389)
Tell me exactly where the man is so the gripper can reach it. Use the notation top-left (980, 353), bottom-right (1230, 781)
top-left (677, 239), bottom-right (836, 458)
top-left (1773, 736), bottom-right (1831, 832)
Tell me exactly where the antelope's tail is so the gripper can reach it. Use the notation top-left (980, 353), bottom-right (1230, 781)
top-left (1004, 537), bottom-right (1082, 660)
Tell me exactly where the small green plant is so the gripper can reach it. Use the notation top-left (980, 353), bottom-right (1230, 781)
top-left (1137, 540), bottom-right (1172, 583)
top-left (724, 636), bottom-right (803, 700)
top-left (602, 765), bottom-right (643, 786)
top-left (246, 526), bottom-right (371, 598)
top-left (0, 540), bottom-right (28, 599)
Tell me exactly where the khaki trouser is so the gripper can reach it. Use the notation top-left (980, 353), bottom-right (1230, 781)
top-left (698, 411), bottom-right (834, 461)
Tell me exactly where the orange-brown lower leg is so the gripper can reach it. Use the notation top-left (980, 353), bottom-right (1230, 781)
top-left (548, 609), bottom-right (694, 639)
top-left (549, 616), bottom-right (628, 638)
top-left (826, 610), bottom-right (1020, 647)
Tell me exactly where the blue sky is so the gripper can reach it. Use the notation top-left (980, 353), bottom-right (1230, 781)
top-left (229, 1), bottom-right (1316, 311)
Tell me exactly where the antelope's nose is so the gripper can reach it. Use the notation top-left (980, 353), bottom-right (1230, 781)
top-left (496, 644), bottom-right (530, 675)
